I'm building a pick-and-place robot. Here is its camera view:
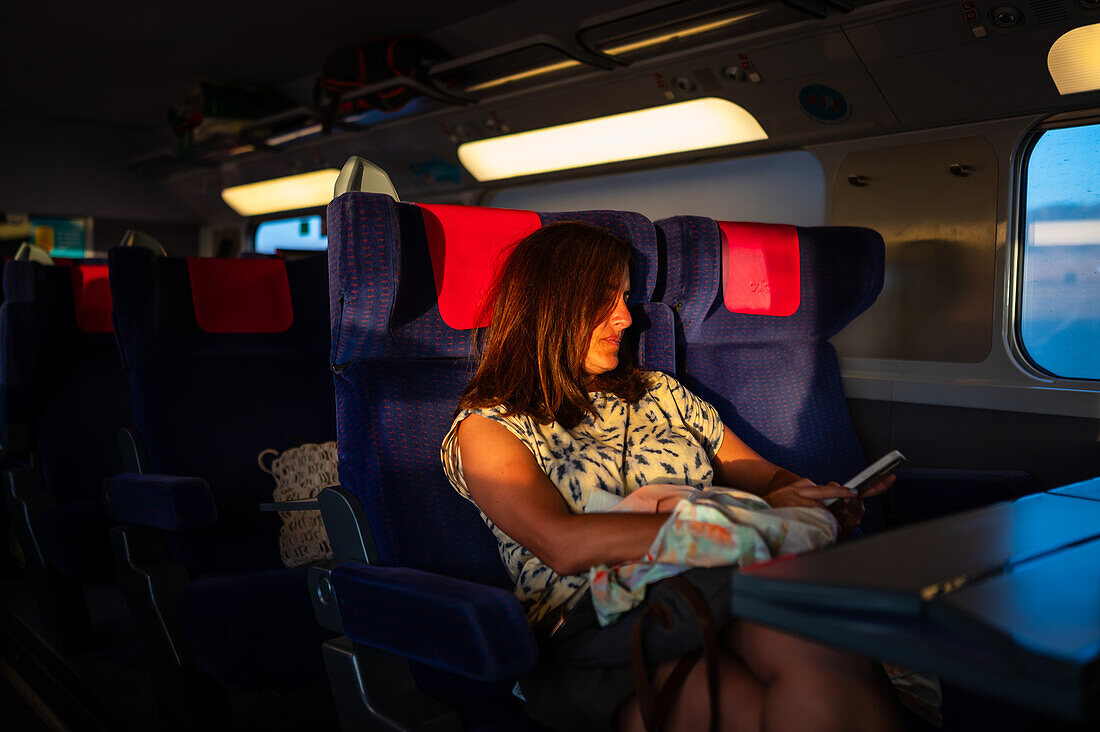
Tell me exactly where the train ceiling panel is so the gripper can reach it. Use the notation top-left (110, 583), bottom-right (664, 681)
top-left (10, 0), bottom-right (1100, 218)
top-left (851, 1), bottom-right (1100, 128)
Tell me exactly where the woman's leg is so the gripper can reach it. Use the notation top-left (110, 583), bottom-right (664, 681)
top-left (616, 648), bottom-right (764, 732)
top-left (724, 620), bottom-right (901, 732)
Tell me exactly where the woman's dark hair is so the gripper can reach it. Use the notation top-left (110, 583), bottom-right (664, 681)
top-left (457, 221), bottom-right (651, 428)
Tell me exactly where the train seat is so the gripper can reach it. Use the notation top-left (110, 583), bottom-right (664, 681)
top-left (103, 248), bottom-right (337, 723)
top-left (655, 217), bottom-right (1035, 529)
top-left (1, 258), bottom-right (131, 649)
top-left (316, 191), bottom-right (674, 730)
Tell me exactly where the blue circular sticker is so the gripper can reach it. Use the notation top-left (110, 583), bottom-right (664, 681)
top-left (799, 84), bottom-right (850, 123)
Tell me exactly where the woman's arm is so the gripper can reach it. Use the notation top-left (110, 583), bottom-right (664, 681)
top-left (710, 425), bottom-right (895, 531)
top-left (710, 425), bottom-right (856, 507)
top-left (457, 414), bottom-right (667, 576)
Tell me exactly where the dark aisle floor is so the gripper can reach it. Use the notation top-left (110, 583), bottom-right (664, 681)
top-left (0, 658), bottom-right (55, 731)
top-left (1, 575), bottom-right (339, 731)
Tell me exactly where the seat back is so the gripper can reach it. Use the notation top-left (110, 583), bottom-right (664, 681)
top-left (327, 192), bottom-right (672, 588)
top-left (108, 248), bottom-right (334, 573)
top-left (656, 216), bottom-right (884, 528)
top-left (1, 260), bottom-right (129, 503)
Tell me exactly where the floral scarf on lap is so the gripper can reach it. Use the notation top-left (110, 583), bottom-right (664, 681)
top-left (589, 485), bottom-right (838, 626)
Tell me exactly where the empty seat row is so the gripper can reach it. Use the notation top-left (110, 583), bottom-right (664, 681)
top-left (104, 248), bottom-right (338, 725)
top-left (2, 258), bottom-right (128, 648)
top-left (1, 249), bottom-right (339, 728)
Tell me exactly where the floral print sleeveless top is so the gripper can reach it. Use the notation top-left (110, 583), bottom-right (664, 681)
top-left (441, 372), bottom-right (724, 624)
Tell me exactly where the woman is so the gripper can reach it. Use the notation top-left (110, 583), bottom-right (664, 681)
top-left (441, 222), bottom-right (900, 732)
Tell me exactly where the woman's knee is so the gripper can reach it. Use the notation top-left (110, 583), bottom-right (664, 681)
top-left (617, 650), bottom-right (765, 732)
top-left (725, 620), bottom-right (878, 684)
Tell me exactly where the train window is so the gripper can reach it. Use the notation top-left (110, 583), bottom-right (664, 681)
top-left (1019, 123), bottom-right (1100, 381)
top-left (30, 215), bottom-right (89, 258)
top-left (489, 150), bottom-right (825, 225)
top-left (254, 215), bottom-right (327, 255)
top-left (830, 136), bottom-right (998, 363)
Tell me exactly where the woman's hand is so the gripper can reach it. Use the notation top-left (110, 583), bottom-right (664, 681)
top-left (829, 473), bottom-right (896, 536)
top-left (854, 472), bottom-right (895, 500)
top-left (829, 496), bottom-right (865, 536)
top-left (763, 478), bottom-right (857, 509)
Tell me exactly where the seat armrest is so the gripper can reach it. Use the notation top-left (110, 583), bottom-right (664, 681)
top-left (887, 468), bottom-right (1038, 526)
top-left (260, 498), bottom-right (320, 511)
top-left (329, 562), bottom-right (538, 683)
top-left (104, 473), bottom-right (218, 531)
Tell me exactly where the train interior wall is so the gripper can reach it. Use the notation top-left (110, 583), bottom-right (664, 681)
top-left (487, 120), bottom-right (1099, 495)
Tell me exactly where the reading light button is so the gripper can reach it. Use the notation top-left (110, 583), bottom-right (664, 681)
top-left (673, 76), bottom-right (697, 92)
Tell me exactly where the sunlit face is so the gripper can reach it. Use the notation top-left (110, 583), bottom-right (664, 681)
top-left (583, 268), bottom-right (632, 377)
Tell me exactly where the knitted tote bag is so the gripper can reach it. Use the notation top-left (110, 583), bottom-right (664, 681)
top-left (258, 442), bottom-right (337, 567)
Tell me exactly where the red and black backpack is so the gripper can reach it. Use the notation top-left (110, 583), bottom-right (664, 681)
top-left (314, 38), bottom-right (451, 129)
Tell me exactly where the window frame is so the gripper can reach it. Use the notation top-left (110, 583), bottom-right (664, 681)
top-left (1010, 113), bottom-right (1100, 384)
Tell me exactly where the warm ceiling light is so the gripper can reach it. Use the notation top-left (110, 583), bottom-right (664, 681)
top-left (604, 9), bottom-right (766, 56)
top-left (457, 97), bottom-right (767, 181)
top-left (465, 9), bottom-right (766, 93)
top-left (1048, 23), bottom-right (1100, 95)
top-left (221, 169), bottom-right (340, 216)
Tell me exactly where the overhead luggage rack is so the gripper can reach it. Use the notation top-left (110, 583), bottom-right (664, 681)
top-left (129, 0), bottom-right (882, 178)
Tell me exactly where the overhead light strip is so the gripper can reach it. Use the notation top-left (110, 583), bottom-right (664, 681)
top-left (465, 9), bottom-right (767, 93)
top-left (266, 123), bottom-right (324, 147)
top-left (221, 168), bottom-right (340, 216)
top-left (457, 97), bottom-right (767, 181)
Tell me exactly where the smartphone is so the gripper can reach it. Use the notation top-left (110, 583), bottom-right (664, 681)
top-left (823, 450), bottom-right (906, 506)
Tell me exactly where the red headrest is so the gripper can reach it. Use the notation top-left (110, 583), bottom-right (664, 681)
top-left (420, 203), bottom-right (542, 329)
top-left (187, 258), bottom-right (293, 333)
top-left (719, 222), bottom-right (801, 317)
top-left (70, 264), bottom-right (114, 333)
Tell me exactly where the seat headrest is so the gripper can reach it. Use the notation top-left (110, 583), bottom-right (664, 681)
top-left (120, 230), bottom-right (167, 256)
top-left (719, 222), bottom-right (801, 317)
top-left (657, 216), bottom-right (883, 341)
top-left (14, 243), bottom-right (54, 265)
top-left (327, 192), bottom-right (661, 365)
top-left (70, 263), bottom-right (114, 333)
top-left (420, 203), bottom-right (541, 330)
top-left (187, 258), bottom-right (293, 334)
top-left (335, 156), bottom-right (399, 201)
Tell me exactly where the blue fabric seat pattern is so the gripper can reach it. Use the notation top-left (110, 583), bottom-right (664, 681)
top-left (176, 566), bottom-right (322, 692)
top-left (656, 216), bottom-right (1038, 527)
top-left (325, 192), bottom-right (674, 729)
top-left (1, 260), bottom-right (131, 581)
top-left (107, 247), bottom-right (337, 692)
top-left (656, 216), bottom-right (886, 529)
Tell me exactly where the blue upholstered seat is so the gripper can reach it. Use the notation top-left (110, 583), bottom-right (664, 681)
top-left (655, 216), bottom-right (1035, 530)
top-left (1, 259), bottom-right (131, 647)
top-left (656, 217), bottom-right (885, 500)
top-left (320, 192), bottom-right (675, 729)
top-left (104, 248), bottom-right (337, 704)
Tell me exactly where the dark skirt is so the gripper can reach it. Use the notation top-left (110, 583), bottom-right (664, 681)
top-left (519, 566), bottom-right (734, 732)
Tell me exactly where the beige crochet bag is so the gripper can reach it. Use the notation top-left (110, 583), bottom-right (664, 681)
top-left (258, 442), bottom-right (337, 568)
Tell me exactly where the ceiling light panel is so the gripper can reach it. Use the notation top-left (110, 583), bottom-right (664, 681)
top-left (457, 97), bottom-right (767, 182)
top-left (1048, 23), bottom-right (1100, 95)
top-left (221, 169), bottom-right (341, 217)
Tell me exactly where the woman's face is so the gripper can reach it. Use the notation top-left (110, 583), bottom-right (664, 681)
top-left (583, 268), bottom-right (632, 377)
